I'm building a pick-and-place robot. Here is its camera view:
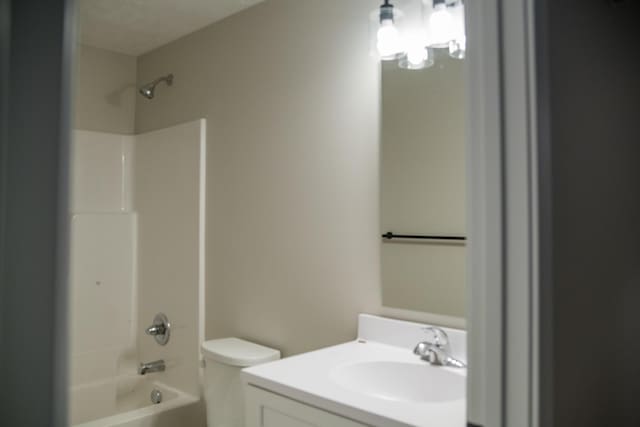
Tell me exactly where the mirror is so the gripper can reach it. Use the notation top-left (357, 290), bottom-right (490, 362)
top-left (380, 55), bottom-right (466, 318)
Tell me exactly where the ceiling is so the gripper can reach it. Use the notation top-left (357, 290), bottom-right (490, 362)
top-left (77, 0), bottom-right (265, 56)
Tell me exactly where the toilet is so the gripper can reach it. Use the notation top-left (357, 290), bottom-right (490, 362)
top-left (201, 338), bottom-right (280, 427)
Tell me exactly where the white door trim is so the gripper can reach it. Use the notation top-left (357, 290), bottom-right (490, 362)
top-left (465, 0), bottom-right (540, 425)
top-left (465, 0), bottom-right (504, 425)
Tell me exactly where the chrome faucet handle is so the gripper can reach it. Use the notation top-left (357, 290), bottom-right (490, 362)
top-left (422, 326), bottom-right (450, 351)
top-left (414, 326), bottom-right (466, 368)
top-left (145, 313), bottom-right (170, 346)
top-left (413, 342), bottom-right (435, 357)
top-left (145, 324), bottom-right (166, 336)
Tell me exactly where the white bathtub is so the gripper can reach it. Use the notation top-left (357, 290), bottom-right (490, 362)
top-left (71, 375), bottom-right (201, 427)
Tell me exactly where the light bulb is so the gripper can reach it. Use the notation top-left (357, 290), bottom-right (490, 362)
top-left (377, 19), bottom-right (402, 59)
top-left (407, 46), bottom-right (428, 67)
top-left (399, 31), bottom-right (433, 70)
top-left (403, 29), bottom-right (429, 69)
top-left (429, 3), bottom-right (453, 47)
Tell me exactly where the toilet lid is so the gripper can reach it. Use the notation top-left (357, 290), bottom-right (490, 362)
top-left (201, 337), bottom-right (280, 367)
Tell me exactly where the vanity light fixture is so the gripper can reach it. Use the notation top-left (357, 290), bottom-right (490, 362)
top-left (370, 0), bottom-right (466, 70)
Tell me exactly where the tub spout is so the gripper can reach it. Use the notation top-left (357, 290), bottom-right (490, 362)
top-left (138, 360), bottom-right (165, 375)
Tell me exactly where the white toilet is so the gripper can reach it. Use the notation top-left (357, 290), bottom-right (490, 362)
top-left (201, 338), bottom-right (280, 427)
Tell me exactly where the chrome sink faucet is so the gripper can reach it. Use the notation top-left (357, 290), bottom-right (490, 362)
top-left (414, 327), bottom-right (466, 368)
top-left (138, 359), bottom-right (166, 375)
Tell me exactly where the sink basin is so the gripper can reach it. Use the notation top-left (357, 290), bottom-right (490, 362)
top-left (243, 316), bottom-right (467, 427)
top-left (330, 361), bottom-right (465, 403)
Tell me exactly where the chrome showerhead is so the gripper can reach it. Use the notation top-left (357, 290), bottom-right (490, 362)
top-left (139, 85), bottom-right (155, 99)
top-left (138, 73), bottom-right (173, 100)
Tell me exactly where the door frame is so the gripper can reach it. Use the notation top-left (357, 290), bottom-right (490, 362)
top-left (465, 0), bottom-right (547, 426)
top-left (0, 0), bottom-right (548, 425)
top-left (0, 1), bottom-right (75, 426)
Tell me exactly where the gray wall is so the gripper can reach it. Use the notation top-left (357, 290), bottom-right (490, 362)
top-left (541, 0), bottom-right (640, 425)
top-left (73, 44), bottom-right (137, 134)
top-left (135, 0), bottom-right (382, 356)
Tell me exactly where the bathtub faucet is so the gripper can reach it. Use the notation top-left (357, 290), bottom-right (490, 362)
top-left (138, 359), bottom-right (165, 375)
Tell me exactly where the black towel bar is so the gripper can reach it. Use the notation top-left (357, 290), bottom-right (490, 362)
top-left (381, 232), bottom-right (466, 241)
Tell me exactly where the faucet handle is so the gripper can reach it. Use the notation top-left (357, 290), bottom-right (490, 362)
top-left (145, 324), bottom-right (166, 336)
top-left (421, 327), bottom-right (450, 350)
top-left (413, 342), bottom-right (438, 363)
top-left (146, 313), bottom-right (171, 346)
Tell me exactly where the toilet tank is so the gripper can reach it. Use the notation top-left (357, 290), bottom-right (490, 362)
top-left (201, 338), bottom-right (280, 427)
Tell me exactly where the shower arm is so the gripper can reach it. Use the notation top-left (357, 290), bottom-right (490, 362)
top-left (150, 74), bottom-right (173, 87)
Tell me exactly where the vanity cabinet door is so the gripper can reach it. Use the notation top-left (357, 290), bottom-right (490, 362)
top-left (245, 385), bottom-right (369, 427)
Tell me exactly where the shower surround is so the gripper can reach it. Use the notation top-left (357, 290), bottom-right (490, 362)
top-left (68, 120), bottom-right (206, 426)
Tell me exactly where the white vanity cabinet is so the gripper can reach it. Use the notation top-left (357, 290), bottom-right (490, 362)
top-left (241, 315), bottom-right (467, 427)
top-left (245, 385), bottom-right (368, 427)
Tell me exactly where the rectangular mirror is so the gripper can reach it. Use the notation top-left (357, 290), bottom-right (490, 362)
top-left (380, 55), bottom-right (466, 318)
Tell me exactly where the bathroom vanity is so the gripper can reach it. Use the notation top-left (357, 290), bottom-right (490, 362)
top-left (242, 315), bottom-right (466, 427)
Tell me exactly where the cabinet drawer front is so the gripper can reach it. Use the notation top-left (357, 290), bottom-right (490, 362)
top-left (263, 407), bottom-right (316, 427)
top-left (245, 385), bottom-right (368, 427)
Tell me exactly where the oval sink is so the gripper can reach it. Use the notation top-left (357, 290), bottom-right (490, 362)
top-left (330, 361), bottom-right (465, 403)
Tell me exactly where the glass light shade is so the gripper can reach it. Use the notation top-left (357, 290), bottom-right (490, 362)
top-left (398, 49), bottom-right (434, 70)
top-left (428, 3), bottom-right (453, 47)
top-left (448, 1), bottom-right (466, 59)
top-left (398, 30), bottom-right (433, 70)
top-left (377, 19), bottom-right (403, 59)
top-left (369, 6), bottom-right (406, 60)
top-left (448, 36), bottom-right (466, 59)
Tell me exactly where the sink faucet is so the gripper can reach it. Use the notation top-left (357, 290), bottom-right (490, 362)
top-left (414, 327), bottom-right (466, 368)
top-left (138, 359), bottom-right (166, 375)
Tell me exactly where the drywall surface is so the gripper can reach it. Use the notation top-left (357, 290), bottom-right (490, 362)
top-left (77, 0), bottom-right (265, 56)
top-left (380, 57), bottom-right (466, 317)
top-left (543, 1), bottom-right (640, 425)
top-left (135, 0), bottom-right (382, 356)
top-left (73, 44), bottom-right (137, 134)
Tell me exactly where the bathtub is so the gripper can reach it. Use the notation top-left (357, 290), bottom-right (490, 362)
top-left (71, 375), bottom-right (202, 427)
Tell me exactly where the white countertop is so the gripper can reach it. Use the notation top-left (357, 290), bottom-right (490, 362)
top-left (241, 315), bottom-right (466, 427)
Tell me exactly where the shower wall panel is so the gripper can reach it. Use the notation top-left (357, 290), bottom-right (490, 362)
top-left (69, 130), bottom-right (137, 387)
top-left (71, 130), bottom-right (133, 213)
top-left (69, 213), bottom-right (137, 385)
top-left (69, 122), bottom-right (205, 401)
top-left (134, 119), bottom-right (206, 397)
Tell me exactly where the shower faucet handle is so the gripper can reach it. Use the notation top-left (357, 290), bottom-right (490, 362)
top-left (145, 324), bottom-right (166, 336)
top-left (145, 313), bottom-right (171, 346)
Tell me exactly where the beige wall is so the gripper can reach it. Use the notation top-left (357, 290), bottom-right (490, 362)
top-left (73, 44), bottom-right (137, 134)
top-left (135, 0), bottom-right (382, 356)
top-left (380, 58), bottom-right (466, 318)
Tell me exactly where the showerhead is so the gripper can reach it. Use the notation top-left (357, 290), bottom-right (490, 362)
top-left (139, 85), bottom-right (155, 99)
top-left (138, 74), bottom-right (173, 100)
